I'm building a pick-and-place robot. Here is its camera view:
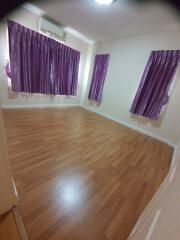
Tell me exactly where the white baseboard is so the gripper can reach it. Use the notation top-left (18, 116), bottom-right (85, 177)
top-left (81, 105), bottom-right (176, 148)
top-left (145, 209), bottom-right (161, 240)
top-left (170, 144), bottom-right (179, 168)
top-left (13, 206), bottom-right (28, 240)
top-left (1, 104), bottom-right (80, 109)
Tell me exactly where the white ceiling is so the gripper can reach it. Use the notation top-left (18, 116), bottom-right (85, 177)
top-left (30, 0), bottom-right (179, 42)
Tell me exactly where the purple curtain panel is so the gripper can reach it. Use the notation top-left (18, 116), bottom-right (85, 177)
top-left (130, 50), bottom-right (180, 120)
top-left (88, 54), bottom-right (110, 103)
top-left (7, 20), bottom-right (80, 96)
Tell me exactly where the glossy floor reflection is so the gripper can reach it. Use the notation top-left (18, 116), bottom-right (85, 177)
top-left (54, 174), bottom-right (88, 211)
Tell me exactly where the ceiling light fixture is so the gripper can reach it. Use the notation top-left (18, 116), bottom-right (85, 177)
top-left (94, 0), bottom-right (115, 5)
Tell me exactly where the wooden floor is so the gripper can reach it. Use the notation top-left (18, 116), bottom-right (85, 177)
top-left (3, 107), bottom-right (173, 240)
top-left (0, 211), bottom-right (21, 240)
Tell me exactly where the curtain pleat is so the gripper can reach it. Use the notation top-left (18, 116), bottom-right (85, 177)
top-left (130, 50), bottom-right (180, 119)
top-left (8, 20), bottom-right (80, 96)
top-left (88, 54), bottom-right (110, 103)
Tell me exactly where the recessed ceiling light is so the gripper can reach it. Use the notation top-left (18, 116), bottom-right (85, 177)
top-left (94, 0), bottom-right (115, 5)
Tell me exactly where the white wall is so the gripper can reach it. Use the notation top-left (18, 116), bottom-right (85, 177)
top-left (83, 31), bottom-right (180, 146)
top-left (0, 7), bottom-right (90, 107)
top-left (0, 105), bottom-right (18, 215)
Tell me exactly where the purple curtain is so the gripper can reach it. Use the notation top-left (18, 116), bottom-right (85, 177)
top-left (8, 20), bottom-right (80, 95)
top-left (130, 50), bottom-right (180, 120)
top-left (88, 54), bottom-right (110, 103)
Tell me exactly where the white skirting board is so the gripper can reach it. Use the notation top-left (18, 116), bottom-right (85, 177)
top-left (13, 206), bottom-right (28, 240)
top-left (81, 105), bottom-right (176, 148)
top-left (1, 104), bottom-right (80, 109)
top-left (145, 209), bottom-right (161, 240)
